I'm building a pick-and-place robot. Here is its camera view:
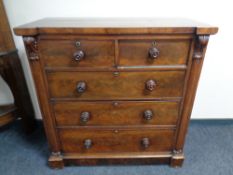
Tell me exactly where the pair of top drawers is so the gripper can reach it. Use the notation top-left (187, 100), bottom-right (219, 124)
top-left (40, 39), bottom-right (190, 68)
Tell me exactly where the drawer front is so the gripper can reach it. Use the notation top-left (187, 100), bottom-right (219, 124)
top-left (54, 101), bottom-right (179, 126)
top-left (47, 71), bottom-right (185, 100)
top-left (119, 40), bottom-right (190, 66)
top-left (39, 39), bottom-right (115, 67)
top-left (59, 128), bottom-right (175, 153)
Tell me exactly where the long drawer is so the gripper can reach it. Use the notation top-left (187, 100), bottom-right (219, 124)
top-left (59, 128), bottom-right (175, 154)
top-left (54, 101), bottom-right (180, 126)
top-left (47, 71), bottom-right (185, 100)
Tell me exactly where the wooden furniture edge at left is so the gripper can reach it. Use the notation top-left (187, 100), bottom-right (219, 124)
top-left (0, 50), bottom-right (36, 132)
top-left (0, 0), bottom-right (36, 132)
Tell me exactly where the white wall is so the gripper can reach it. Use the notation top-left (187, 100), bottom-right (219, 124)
top-left (2, 0), bottom-right (233, 119)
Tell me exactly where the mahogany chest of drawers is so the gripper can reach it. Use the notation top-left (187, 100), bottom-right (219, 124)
top-left (14, 18), bottom-right (218, 168)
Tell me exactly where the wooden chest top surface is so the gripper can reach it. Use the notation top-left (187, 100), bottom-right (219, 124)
top-left (14, 18), bottom-right (218, 35)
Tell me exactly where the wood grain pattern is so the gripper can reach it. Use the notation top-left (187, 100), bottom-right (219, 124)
top-left (40, 39), bottom-right (115, 68)
top-left (175, 35), bottom-right (210, 151)
top-left (47, 71), bottom-right (185, 100)
top-left (63, 152), bottom-right (171, 165)
top-left (54, 101), bottom-right (179, 126)
top-left (119, 39), bottom-right (190, 66)
top-left (13, 18), bottom-right (218, 36)
top-left (0, 0), bottom-right (15, 51)
top-left (13, 18), bottom-right (218, 168)
top-left (23, 36), bottom-right (61, 152)
top-left (59, 128), bottom-right (175, 154)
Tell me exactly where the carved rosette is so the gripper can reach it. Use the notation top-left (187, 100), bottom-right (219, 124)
top-left (193, 35), bottom-right (209, 60)
top-left (23, 36), bottom-right (39, 60)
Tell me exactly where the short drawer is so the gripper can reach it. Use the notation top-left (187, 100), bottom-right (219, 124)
top-left (59, 128), bottom-right (175, 153)
top-left (39, 39), bottom-right (115, 68)
top-left (54, 101), bottom-right (179, 126)
top-left (47, 71), bottom-right (185, 100)
top-left (119, 39), bottom-right (190, 66)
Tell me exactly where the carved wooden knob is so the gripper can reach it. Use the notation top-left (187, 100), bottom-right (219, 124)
top-left (73, 50), bottom-right (85, 61)
top-left (141, 138), bottom-right (150, 148)
top-left (143, 110), bottom-right (153, 120)
top-left (80, 112), bottom-right (90, 123)
top-left (84, 139), bottom-right (92, 149)
top-left (145, 79), bottom-right (157, 91)
top-left (148, 47), bottom-right (159, 59)
top-left (76, 81), bottom-right (86, 93)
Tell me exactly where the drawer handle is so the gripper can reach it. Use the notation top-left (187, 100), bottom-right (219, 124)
top-left (84, 139), bottom-right (92, 149)
top-left (73, 50), bottom-right (85, 61)
top-left (141, 138), bottom-right (150, 148)
top-left (143, 110), bottom-right (153, 120)
top-left (145, 79), bottom-right (157, 91)
top-left (148, 47), bottom-right (159, 59)
top-left (76, 81), bottom-right (86, 93)
top-left (80, 112), bottom-right (90, 123)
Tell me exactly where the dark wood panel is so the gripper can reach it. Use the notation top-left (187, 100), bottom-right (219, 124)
top-left (63, 152), bottom-right (171, 166)
top-left (59, 128), bottom-right (175, 153)
top-left (0, 51), bottom-right (36, 132)
top-left (40, 39), bottom-right (115, 68)
top-left (119, 39), bottom-right (190, 66)
top-left (47, 71), bottom-right (185, 100)
top-left (54, 101), bottom-right (179, 126)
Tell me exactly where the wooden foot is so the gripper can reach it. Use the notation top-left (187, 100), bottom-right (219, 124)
top-left (170, 150), bottom-right (184, 168)
top-left (48, 152), bottom-right (64, 169)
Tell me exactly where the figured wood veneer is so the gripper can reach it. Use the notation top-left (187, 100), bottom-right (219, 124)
top-left (14, 18), bottom-right (217, 168)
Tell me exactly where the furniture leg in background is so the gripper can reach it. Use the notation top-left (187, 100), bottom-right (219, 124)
top-left (0, 50), bottom-right (36, 133)
top-left (0, 0), bottom-right (36, 132)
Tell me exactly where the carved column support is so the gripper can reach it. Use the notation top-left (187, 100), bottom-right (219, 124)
top-left (193, 35), bottom-right (209, 61)
top-left (23, 36), bottom-right (39, 60)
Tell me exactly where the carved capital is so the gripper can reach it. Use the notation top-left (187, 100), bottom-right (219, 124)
top-left (198, 35), bottom-right (209, 46)
top-left (23, 36), bottom-right (39, 60)
top-left (193, 35), bottom-right (209, 60)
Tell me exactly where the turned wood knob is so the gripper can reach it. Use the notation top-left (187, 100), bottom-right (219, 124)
top-left (141, 138), bottom-right (150, 148)
top-left (143, 110), bottom-right (153, 120)
top-left (145, 79), bottom-right (157, 91)
top-left (80, 112), bottom-right (90, 123)
top-left (84, 139), bottom-right (92, 149)
top-left (76, 81), bottom-right (86, 93)
top-left (73, 50), bottom-right (85, 61)
top-left (148, 47), bottom-right (159, 59)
